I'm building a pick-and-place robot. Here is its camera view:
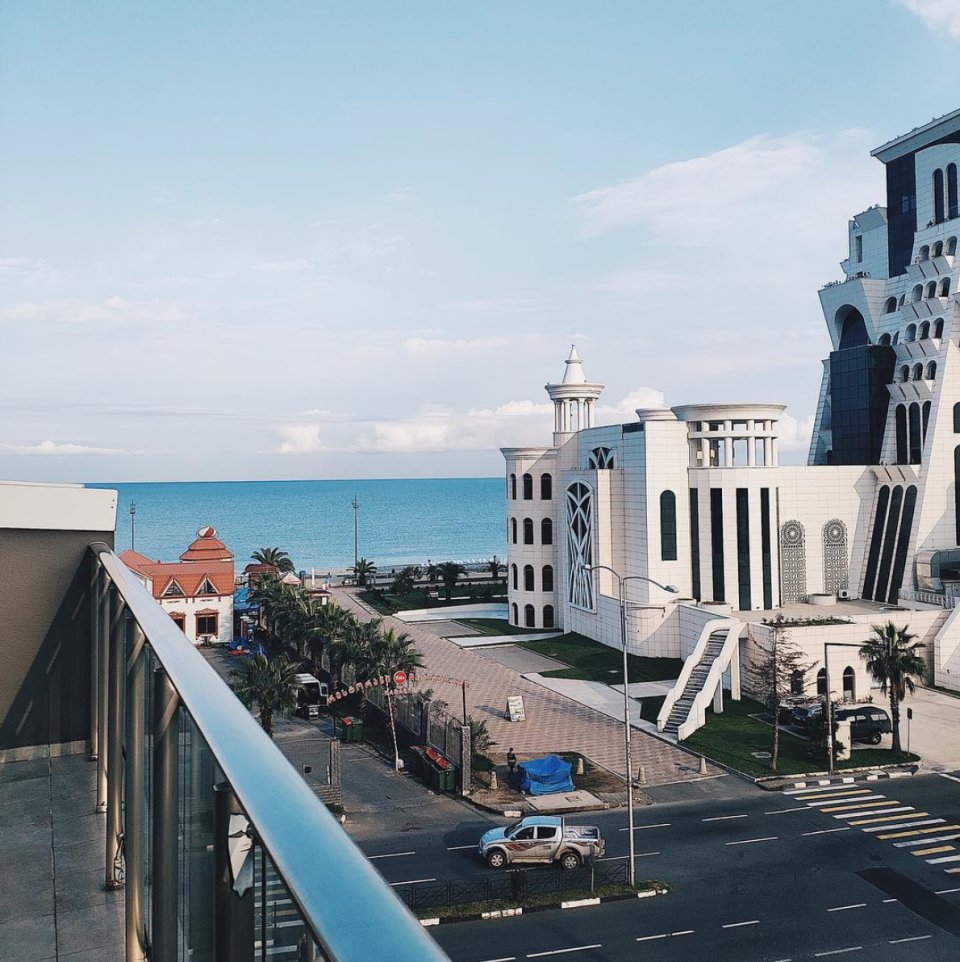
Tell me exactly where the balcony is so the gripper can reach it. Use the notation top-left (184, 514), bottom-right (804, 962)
top-left (0, 484), bottom-right (448, 962)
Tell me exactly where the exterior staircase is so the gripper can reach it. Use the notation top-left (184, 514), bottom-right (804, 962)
top-left (662, 629), bottom-right (729, 738)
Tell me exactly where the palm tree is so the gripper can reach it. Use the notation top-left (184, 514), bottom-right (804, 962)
top-left (487, 556), bottom-right (504, 585)
top-left (859, 621), bottom-right (926, 753)
top-left (251, 547), bottom-right (296, 573)
top-left (248, 575), bottom-right (288, 638)
top-left (430, 561), bottom-right (466, 602)
top-left (363, 628), bottom-right (424, 771)
top-left (351, 558), bottom-right (377, 587)
top-left (229, 654), bottom-right (302, 738)
top-left (305, 602), bottom-right (353, 676)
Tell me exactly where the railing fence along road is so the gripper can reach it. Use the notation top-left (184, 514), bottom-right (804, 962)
top-left (91, 544), bottom-right (449, 962)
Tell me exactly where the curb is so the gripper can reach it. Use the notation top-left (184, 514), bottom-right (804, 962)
top-left (756, 764), bottom-right (920, 792)
top-left (417, 887), bottom-right (668, 926)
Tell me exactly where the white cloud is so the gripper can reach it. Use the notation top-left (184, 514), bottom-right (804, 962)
top-left (597, 387), bottom-right (666, 419)
top-left (402, 335), bottom-right (509, 356)
top-left (277, 424), bottom-right (327, 455)
top-left (778, 413), bottom-right (815, 454)
top-left (897, 0), bottom-right (960, 38)
top-left (0, 258), bottom-right (68, 284)
top-left (0, 440), bottom-right (137, 456)
top-left (0, 295), bottom-right (189, 324)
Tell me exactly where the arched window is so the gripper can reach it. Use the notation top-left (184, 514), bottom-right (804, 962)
top-left (895, 404), bottom-right (907, 463)
top-left (954, 403), bottom-right (960, 433)
top-left (541, 517), bottom-right (553, 545)
top-left (523, 517), bottom-right (534, 545)
top-left (909, 402), bottom-right (922, 464)
top-left (522, 473), bottom-right (533, 500)
top-left (926, 360), bottom-right (937, 380)
top-left (543, 605), bottom-right (555, 629)
top-left (660, 490), bottom-right (678, 561)
top-left (934, 240), bottom-right (945, 258)
top-left (540, 473), bottom-right (552, 500)
top-left (922, 400), bottom-right (931, 442)
top-left (919, 245), bottom-right (930, 261)
top-left (905, 323), bottom-right (917, 342)
top-left (790, 670), bottom-right (804, 696)
top-left (879, 333), bottom-right (891, 345)
top-left (523, 564), bottom-right (534, 592)
top-left (511, 517), bottom-right (517, 544)
top-left (899, 365), bottom-right (910, 383)
top-left (919, 320), bottom-right (930, 339)
top-left (948, 236), bottom-right (958, 256)
top-left (893, 331), bottom-right (900, 344)
top-left (935, 167), bottom-right (945, 224)
top-left (941, 278), bottom-right (952, 298)
top-left (511, 603), bottom-right (518, 625)
top-left (511, 565), bottom-right (518, 590)
top-left (949, 163), bottom-right (958, 219)
top-left (926, 281), bottom-right (937, 299)
top-left (816, 667), bottom-right (827, 696)
top-left (837, 307), bottom-right (868, 349)
top-left (542, 565), bottom-right (554, 592)
top-left (524, 604), bottom-right (535, 628)
top-left (898, 294), bottom-right (906, 309)
top-left (934, 318), bottom-right (945, 339)
top-left (509, 473), bottom-right (517, 500)
top-left (912, 363), bottom-right (924, 381)
top-left (842, 666), bottom-right (855, 700)
top-left (884, 297), bottom-right (898, 314)
top-left (912, 285), bottom-right (923, 303)
top-left (566, 482), bottom-right (595, 610)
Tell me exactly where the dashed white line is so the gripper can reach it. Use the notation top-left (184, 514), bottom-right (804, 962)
top-left (598, 852), bottom-right (659, 861)
top-left (446, 844), bottom-right (476, 851)
top-left (475, 957), bottom-right (516, 962)
top-left (722, 919), bottom-right (760, 929)
top-left (526, 946), bottom-right (602, 958)
top-left (703, 814), bottom-right (748, 822)
top-left (889, 935), bottom-right (932, 944)
top-left (927, 854), bottom-right (960, 864)
top-left (766, 807), bottom-right (808, 814)
top-left (936, 886), bottom-right (960, 894)
top-left (938, 772), bottom-right (960, 784)
top-left (814, 948), bottom-right (862, 957)
top-left (802, 828), bottom-right (851, 837)
top-left (863, 819), bottom-right (945, 833)
top-left (827, 903), bottom-right (866, 913)
top-left (895, 834), bottom-right (960, 848)
top-left (726, 836), bottom-right (778, 846)
top-left (389, 877), bottom-right (436, 886)
top-left (835, 806), bottom-right (914, 821)
top-left (671, 930), bottom-right (694, 936)
top-left (882, 898), bottom-right (898, 904)
top-left (619, 822), bottom-right (670, 831)
top-left (368, 851), bottom-right (415, 859)
top-left (635, 931), bottom-right (694, 942)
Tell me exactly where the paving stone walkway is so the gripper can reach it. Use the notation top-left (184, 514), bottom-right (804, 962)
top-left (333, 589), bottom-right (715, 785)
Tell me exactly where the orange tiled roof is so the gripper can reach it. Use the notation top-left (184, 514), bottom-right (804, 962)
top-left (179, 525), bottom-right (233, 563)
top-left (120, 550), bottom-right (235, 599)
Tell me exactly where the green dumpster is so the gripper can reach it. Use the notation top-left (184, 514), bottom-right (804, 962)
top-left (439, 763), bottom-right (457, 792)
top-left (340, 716), bottom-right (363, 743)
top-left (410, 746), bottom-right (428, 777)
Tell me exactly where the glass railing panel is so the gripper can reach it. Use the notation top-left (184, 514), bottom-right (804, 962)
top-left (255, 845), bottom-right (323, 962)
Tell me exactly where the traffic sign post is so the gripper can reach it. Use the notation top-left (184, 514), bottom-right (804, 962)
top-left (907, 706), bottom-right (912, 755)
top-left (393, 670), bottom-right (407, 687)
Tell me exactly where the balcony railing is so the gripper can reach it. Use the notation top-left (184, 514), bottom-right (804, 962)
top-left (90, 544), bottom-right (449, 962)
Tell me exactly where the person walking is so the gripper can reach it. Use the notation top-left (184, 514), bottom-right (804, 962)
top-left (506, 747), bottom-right (517, 781)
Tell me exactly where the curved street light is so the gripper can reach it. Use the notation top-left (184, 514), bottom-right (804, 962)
top-left (586, 565), bottom-right (678, 885)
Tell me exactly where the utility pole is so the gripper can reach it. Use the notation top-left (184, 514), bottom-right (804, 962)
top-left (351, 495), bottom-right (360, 572)
top-left (129, 500), bottom-right (136, 551)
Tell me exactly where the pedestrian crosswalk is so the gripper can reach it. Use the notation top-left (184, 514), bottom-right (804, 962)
top-left (783, 782), bottom-right (960, 877)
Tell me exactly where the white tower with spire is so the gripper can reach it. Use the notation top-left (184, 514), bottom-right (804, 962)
top-left (546, 345), bottom-right (604, 438)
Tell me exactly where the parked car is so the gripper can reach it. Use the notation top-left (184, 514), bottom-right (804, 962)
top-left (769, 696), bottom-right (820, 726)
top-left (790, 704), bottom-right (824, 730)
top-left (478, 816), bottom-right (604, 870)
top-left (835, 706), bottom-right (891, 744)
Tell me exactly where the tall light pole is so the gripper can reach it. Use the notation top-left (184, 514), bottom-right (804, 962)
top-left (129, 501), bottom-right (136, 551)
top-left (351, 495), bottom-right (360, 574)
top-left (586, 565), bottom-right (678, 886)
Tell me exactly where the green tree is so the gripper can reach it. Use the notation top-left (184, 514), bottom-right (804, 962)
top-left (251, 547), bottom-right (296, 573)
top-left (860, 621), bottom-right (926, 753)
top-left (351, 558), bottom-right (377, 587)
top-left (229, 654), bottom-right (302, 739)
top-left (429, 561), bottom-right (467, 602)
top-left (389, 565), bottom-right (419, 597)
top-left (305, 602), bottom-right (353, 677)
top-left (248, 575), bottom-right (290, 639)
top-left (468, 716), bottom-right (496, 767)
top-left (487, 556), bottom-right (504, 585)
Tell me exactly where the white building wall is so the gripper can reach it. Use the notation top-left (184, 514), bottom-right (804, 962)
top-left (159, 594), bottom-right (233, 645)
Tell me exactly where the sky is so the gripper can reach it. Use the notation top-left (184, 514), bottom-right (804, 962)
top-left (3, 0), bottom-right (960, 483)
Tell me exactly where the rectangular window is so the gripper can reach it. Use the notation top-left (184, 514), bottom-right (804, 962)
top-left (660, 491), bottom-right (677, 561)
top-left (736, 488), bottom-right (751, 610)
top-left (196, 613), bottom-right (218, 637)
top-left (710, 489), bottom-right (725, 603)
top-left (760, 488), bottom-right (772, 610)
top-left (855, 234), bottom-right (863, 262)
top-left (690, 489), bottom-right (701, 600)
top-left (170, 614), bottom-right (185, 632)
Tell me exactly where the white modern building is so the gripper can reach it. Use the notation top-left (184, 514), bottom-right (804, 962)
top-left (504, 110), bottom-right (960, 738)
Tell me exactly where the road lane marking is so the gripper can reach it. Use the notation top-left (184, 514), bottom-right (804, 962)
top-left (882, 899), bottom-right (898, 904)
top-left (368, 851), bottom-right (416, 859)
top-left (726, 836), bottom-right (778, 846)
top-left (598, 852), bottom-right (659, 861)
top-left (927, 854), bottom-right (960, 864)
top-left (895, 834), bottom-right (960, 848)
top-left (671, 931), bottom-right (694, 936)
top-left (819, 799), bottom-right (896, 813)
top-left (875, 820), bottom-right (948, 838)
top-left (526, 946), bottom-right (602, 958)
top-left (703, 814), bottom-right (748, 822)
top-left (802, 828), bottom-right (851, 836)
top-left (785, 783), bottom-right (859, 795)
top-left (798, 789), bottom-right (872, 801)
top-left (619, 822), bottom-right (670, 831)
top-left (474, 958), bottom-right (516, 962)
top-left (635, 935), bottom-right (668, 943)
top-left (912, 845), bottom-right (954, 856)
top-left (765, 807), bottom-right (808, 814)
top-left (889, 936), bottom-right (932, 944)
top-left (722, 919), bottom-right (759, 928)
top-left (827, 903), bottom-right (866, 912)
top-left (389, 878), bottom-right (436, 886)
top-left (806, 794), bottom-right (888, 807)
top-left (936, 887), bottom-right (960, 894)
top-left (938, 773), bottom-right (960, 784)
top-left (814, 948), bottom-right (862, 957)
top-left (842, 808), bottom-right (919, 823)
top-left (446, 844), bottom-right (476, 851)
top-left (947, 867), bottom-right (960, 873)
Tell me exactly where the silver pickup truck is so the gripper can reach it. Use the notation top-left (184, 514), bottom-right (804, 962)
top-left (479, 815), bottom-right (604, 870)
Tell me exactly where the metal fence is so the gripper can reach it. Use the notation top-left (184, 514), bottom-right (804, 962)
top-left (398, 863), bottom-right (630, 912)
top-left (365, 687), bottom-right (467, 770)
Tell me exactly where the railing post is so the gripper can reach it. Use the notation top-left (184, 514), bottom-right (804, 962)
top-left (125, 617), bottom-right (147, 962)
top-left (153, 667), bottom-right (180, 962)
top-left (96, 573), bottom-right (111, 812)
top-left (106, 587), bottom-right (126, 889)
top-left (89, 558), bottom-right (101, 761)
top-left (214, 782), bottom-right (255, 962)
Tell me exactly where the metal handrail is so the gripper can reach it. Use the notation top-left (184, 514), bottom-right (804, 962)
top-left (95, 546), bottom-right (449, 962)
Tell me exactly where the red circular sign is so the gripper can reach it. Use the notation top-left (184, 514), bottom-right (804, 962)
top-left (393, 670), bottom-right (407, 686)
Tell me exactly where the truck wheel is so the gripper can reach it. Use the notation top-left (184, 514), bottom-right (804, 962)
top-left (560, 851), bottom-right (581, 871)
top-left (486, 850), bottom-right (507, 869)
top-left (870, 732), bottom-right (881, 745)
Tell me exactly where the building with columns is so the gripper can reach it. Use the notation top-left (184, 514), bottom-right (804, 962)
top-left (504, 109), bottom-right (960, 740)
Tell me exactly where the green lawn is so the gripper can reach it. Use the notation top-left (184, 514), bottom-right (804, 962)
top-left (455, 618), bottom-right (541, 636)
top-left (359, 589), bottom-right (506, 615)
top-left (682, 696), bottom-right (920, 778)
top-left (517, 633), bottom-right (683, 683)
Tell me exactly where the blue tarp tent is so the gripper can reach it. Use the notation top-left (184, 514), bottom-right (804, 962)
top-left (512, 754), bottom-right (575, 796)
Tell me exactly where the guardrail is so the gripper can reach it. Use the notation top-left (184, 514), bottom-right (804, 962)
top-left (91, 544), bottom-right (449, 962)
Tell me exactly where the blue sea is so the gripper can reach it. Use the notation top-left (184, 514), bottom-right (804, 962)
top-left (90, 478), bottom-right (506, 573)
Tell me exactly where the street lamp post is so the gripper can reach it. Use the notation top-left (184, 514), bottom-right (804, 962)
top-left (351, 495), bottom-right (360, 574)
top-left (586, 565), bottom-right (678, 886)
top-left (129, 501), bottom-right (136, 551)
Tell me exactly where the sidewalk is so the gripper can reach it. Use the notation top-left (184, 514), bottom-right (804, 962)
top-left (334, 588), bottom-right (714, 786)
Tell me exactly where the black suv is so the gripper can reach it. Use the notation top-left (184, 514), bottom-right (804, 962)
top-left (834, 706), bottom-right (892, 744)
